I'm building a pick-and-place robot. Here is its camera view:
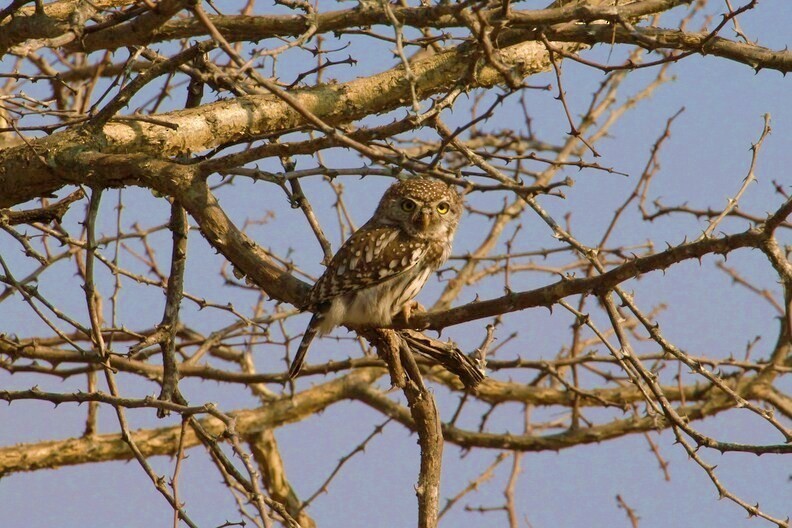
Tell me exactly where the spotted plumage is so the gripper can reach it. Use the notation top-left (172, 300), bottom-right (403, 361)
top-left (288, 178), bottom-right (463, 379)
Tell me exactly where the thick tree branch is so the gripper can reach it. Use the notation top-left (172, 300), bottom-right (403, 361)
top-left (539, 24), bottom-right (792, 74)
top-left (0, 368), bottom-right (382, 476)
top-left (3, 1), bottom-right (686, 54)
top-left (0, 188), bottom-right (84, 225)
top-left (351, 383), bottom-right (791, 454)
top-left (410, 225), bottom-right (766, 330)
top-left (1, 24), bottom-right (564, 208)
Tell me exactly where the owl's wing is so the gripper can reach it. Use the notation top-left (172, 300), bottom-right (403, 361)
top-left (309, 226), bottom-right (439, 305)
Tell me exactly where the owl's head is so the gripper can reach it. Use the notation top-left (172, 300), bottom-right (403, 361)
top-left (373, 178), bottom-right (463, 240)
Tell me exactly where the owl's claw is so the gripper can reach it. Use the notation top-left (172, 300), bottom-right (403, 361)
top-left (401, 300), bottom-right (427, 326)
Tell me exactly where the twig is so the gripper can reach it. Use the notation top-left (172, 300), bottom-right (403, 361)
top-left (698, 113), bottom-right (770, 240)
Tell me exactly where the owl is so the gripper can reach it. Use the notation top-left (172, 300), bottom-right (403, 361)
top-left (288, 178), bottom-right (463, 379)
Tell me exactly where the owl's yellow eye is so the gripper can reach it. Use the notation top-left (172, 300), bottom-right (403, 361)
top-left (436, 202), bottom-right (450, 215)
top-left (401, 199), bottom-right (416, 212)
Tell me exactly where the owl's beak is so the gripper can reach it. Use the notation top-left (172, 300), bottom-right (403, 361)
top-left (414, 210), bottom-right (432, 230)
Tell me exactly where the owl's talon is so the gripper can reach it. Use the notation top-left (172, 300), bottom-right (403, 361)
top-left (401, 300), bottom-right (427, 325)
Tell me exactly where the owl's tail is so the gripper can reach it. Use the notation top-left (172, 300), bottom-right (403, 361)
top-left (288, 311), bottom-right (324, 380)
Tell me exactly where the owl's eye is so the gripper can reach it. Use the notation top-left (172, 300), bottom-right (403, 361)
top-left (436, 202), bottom-right (450, 215)
top-left (401, 199), bottom-right (416, 212)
